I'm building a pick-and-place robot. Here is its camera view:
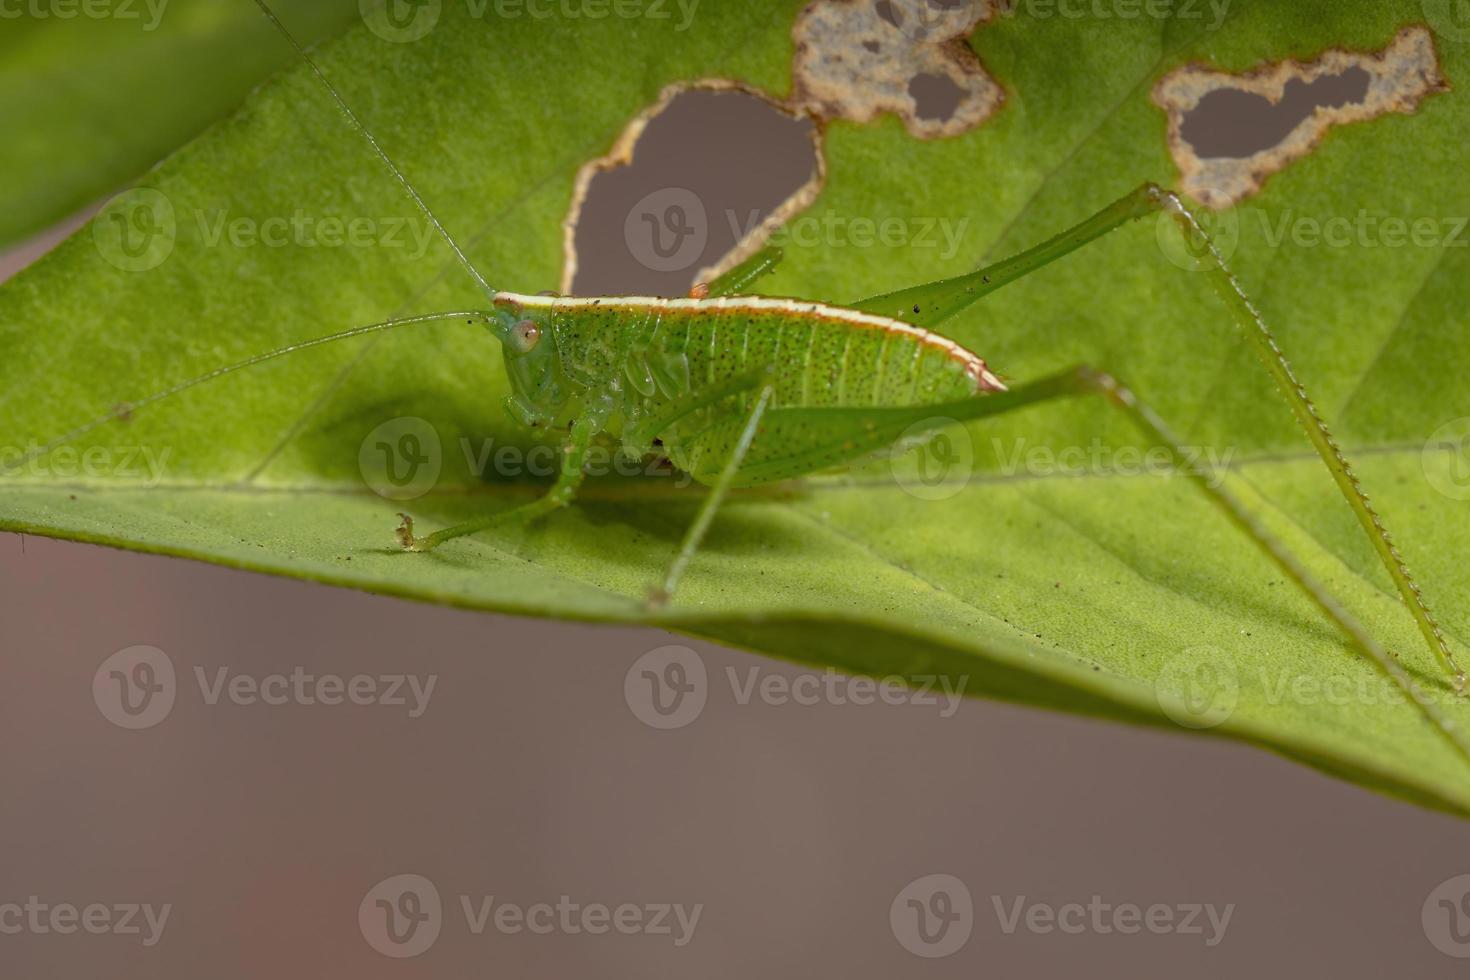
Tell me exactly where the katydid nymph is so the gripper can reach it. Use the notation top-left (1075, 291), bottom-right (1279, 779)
top-left (11, 0), bottom-right (1470, 762)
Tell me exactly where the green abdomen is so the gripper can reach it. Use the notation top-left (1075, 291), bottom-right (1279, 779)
top-left (600, 296), bottom-right (995, 411)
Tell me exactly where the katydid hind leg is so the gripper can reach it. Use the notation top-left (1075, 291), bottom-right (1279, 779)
top-left (648, 366), bottom-right (1470, 758)
top-left (1157, 194), bottom-right (1466, 691)
top-left (935, 367), bottom-right (1470, 767)
top-left (850, 184), bottom-right (1162, 328)
top-left (857, 182), bottom-right (1464, 689)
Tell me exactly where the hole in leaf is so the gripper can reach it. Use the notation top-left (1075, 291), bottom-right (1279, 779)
top-left (1181, 68), bottom-right (1372, 159)
top-left (909, 71), bottom-right (966, 122)
top-left (1152, 26), bottom-right (1447, 208)
top-left (566, 87), bottom-right (820, 297)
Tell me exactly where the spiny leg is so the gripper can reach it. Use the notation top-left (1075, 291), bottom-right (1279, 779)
top-left (650, 384), bottom-right (776, 608)
top-left (856, 183), bottom-right (1466, 691)
top-left (885, 368), bottom-right (1470, 765)
top-left (397, 413), bottom-right (598, 553)
top-left (851, 185), bottom-right (1161, 326)
top-left (1065, 367), bottom-right (1470, 762)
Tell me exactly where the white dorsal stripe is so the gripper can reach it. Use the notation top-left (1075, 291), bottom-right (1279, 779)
top-left (494, 292), bottom-right (1007, 392)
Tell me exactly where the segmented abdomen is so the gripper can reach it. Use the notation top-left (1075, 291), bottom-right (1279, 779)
top-left (611, 296), bottom-right (1001, 410)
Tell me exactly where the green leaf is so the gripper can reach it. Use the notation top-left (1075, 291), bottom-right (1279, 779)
top-left (6, 0), bottom-right (1470, 814)
top-left (0, 0), bottom-right (360, 247)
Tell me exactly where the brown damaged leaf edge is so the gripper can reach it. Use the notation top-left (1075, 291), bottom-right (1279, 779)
top-left (1153, 25), bottom-right (1449, 209)
top-left (792, 0), bottom-right (1005, 139)
top-left (563, 1), bottom-right (1006, 290)
top-left (560, 80), bottom-right (828, 294)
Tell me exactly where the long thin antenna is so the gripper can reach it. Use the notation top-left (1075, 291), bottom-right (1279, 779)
top-left (249, 0), bottom-right (496, 298)
top-left (2, 311), bottom-right (488, 475)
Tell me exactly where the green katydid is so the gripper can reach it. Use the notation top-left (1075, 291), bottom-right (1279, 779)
top-left (9, 0), bottom-right (1469, 763)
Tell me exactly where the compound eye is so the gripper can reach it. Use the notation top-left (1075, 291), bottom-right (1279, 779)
top-left (511, 319), bottom-right (541, 353)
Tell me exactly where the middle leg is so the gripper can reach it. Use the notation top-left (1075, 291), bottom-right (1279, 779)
top-left (396, 411), bottom-right (600, 553)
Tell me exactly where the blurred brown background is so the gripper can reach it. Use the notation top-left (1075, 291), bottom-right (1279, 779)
top-left (5, 31), bottom-right (1470, 980)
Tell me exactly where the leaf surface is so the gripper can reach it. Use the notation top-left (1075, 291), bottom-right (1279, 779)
top-left (5, 0), bottom-right (1470, 813)
top-left (0, 0), bottom-right (360, 246)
